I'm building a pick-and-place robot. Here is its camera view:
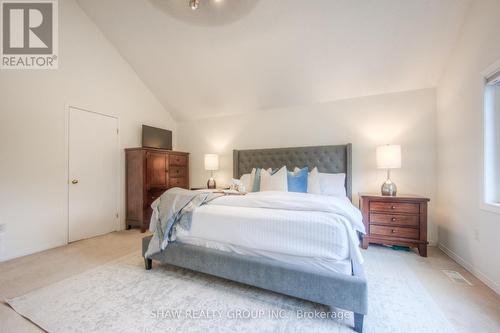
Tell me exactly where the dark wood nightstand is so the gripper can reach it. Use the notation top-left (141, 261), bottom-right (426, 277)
top-left (359, 193), bottom-right (430, 257)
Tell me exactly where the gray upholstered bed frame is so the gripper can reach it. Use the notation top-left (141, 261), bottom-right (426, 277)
top-left (142, 144), bottom-right (367, 332)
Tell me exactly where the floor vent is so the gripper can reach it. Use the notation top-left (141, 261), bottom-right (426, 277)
top-left (442, 270), bottom-right (473, 286)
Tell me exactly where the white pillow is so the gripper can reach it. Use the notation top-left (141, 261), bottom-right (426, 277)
top-left (308, 167), bottom-right (321, 194)
top-left (294, 166), bottom-right (320, 194)
top-left (239, 173), bottom-right (252, 192)
top-left (319, 172), bottom-right (346, 197)
top-left (260, 166), bottom-right (288, 192)
top-left (242, 168), bottom-right (273, 192)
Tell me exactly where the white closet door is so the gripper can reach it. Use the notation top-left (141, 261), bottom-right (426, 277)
top-left (68, 107), bottom-right (118, 242)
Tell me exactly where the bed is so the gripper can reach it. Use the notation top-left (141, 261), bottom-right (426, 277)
top-left (142, 144), bottom-right (367, 332)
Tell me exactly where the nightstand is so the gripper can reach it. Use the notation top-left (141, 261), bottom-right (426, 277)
top-left (359, 193), bottom-right (430, 257)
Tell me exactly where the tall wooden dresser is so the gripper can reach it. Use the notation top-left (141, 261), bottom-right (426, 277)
top-left (125, 148), bottom-right (189, 232)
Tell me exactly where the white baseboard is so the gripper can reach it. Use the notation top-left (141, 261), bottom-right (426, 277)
top-left (438, 243), bottom-right (499, 295)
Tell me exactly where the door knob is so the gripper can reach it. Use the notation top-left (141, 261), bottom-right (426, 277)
top-left (71, 179), bottom-right (79, 184)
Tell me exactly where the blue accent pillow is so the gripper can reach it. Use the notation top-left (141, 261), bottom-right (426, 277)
top-left (252, 168), bottom-right (262, 192)
top-left (287, 167), bottom-right (308, 193)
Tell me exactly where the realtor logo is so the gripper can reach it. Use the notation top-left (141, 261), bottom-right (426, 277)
top-left (1, 0), bottom-right (58, 69)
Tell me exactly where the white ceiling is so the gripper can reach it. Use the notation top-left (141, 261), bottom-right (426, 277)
top-left (77, 0), bottom-right (471, 121)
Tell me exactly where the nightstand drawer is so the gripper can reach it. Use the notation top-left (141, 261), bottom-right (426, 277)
top-left (369, 213), bottom-right (419, 227)
top-left (370, 201), bottom-right (419, 214)
top-left (371, 225), bottom-right (419, 239)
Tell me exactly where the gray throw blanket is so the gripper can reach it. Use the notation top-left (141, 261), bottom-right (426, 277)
top-left (145, 188), bottom-right (223, 258)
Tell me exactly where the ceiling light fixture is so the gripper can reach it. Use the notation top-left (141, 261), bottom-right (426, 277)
top-left (151, 0), bottom-right (258, 26)
top-left (189, 0), bottom-right (200, 10)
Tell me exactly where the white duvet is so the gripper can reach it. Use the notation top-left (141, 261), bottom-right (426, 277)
top-left (175, 191), bottom-right (365, 267)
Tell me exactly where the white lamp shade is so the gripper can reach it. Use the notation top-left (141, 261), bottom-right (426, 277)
top-left (376, 145), bottom-right (401, 169)
top-left (204, 154), bottom-right (219, 171)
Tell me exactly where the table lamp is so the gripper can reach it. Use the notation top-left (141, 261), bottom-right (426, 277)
top-left (376, 145), bottom-right (401, 196)
top-left (204, 154), bottom-right (219, 189)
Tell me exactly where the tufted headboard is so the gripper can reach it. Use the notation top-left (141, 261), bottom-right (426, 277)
top-left (233, 144), bottom-right (352, 200)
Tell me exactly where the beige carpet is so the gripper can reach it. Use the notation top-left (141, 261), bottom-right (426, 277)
top-left (6, 250), bottom-right (456, 333)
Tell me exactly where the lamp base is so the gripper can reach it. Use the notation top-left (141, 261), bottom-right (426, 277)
top-left (207, 177), bottom-right (216, 189)
top-left (381, 179), bottom-right (397, 196)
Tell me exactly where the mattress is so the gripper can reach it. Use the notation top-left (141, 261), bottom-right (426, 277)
top-left (173, 191), bottom-right (364, 274)
top-left (176, 236), bottom-right (353, 275)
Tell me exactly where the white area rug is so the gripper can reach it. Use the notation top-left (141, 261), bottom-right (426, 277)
top-left (7, 250), bottom-right (455, 333)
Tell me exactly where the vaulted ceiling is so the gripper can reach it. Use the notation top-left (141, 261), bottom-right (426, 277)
top-left (77, 0), bottom-right (471, 121)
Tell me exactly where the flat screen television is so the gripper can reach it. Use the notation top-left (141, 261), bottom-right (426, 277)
top-left (142, 125), bottom-right (172, 150)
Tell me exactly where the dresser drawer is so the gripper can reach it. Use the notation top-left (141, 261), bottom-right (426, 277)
top-left (169, 154), bottom-right (187, 166)
top-left (370, 201), bottom-right (419, 214)
top-left (146, 189), bottom-right (164, 206)
top-left (370, 213), bottom-right (419, 227)
top-left (170, 166), bottom-right (187, 178)
top-left (370, 225), bottom-right (419, 239)
top-left (169, 177), bottom-right (188, 188)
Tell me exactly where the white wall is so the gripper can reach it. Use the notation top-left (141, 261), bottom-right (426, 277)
top-left (178, 88), bottom-right (438, 243)
top-left (436, 0), bottom-right (500, 293)
top-left (0, 0), bottom-right (176, 260)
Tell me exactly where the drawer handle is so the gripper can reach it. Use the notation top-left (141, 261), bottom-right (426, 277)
top-left (391, 217), bottom-right (396, 222)
top-left (391, 205), bottom-right (396, 209)
top-left (391, 229), bottom-right (396, 233)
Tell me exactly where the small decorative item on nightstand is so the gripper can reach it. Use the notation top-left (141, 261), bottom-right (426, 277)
top-left (204, 154), bottom-right (219, 189)
top-left (359, 193), bottom-right (430, 257)
top-left (376, 145), bottom-right (401, 196)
